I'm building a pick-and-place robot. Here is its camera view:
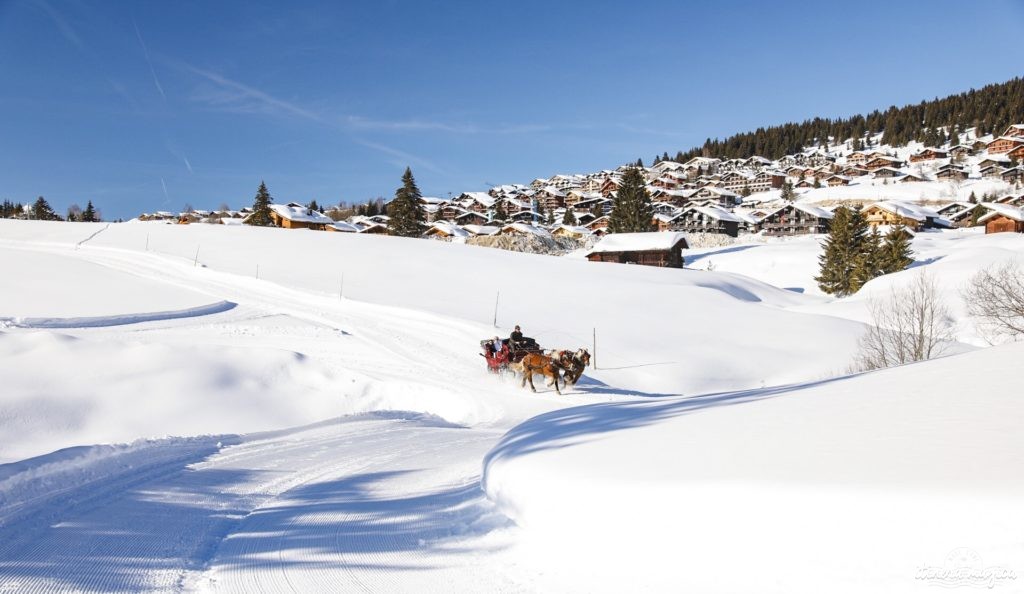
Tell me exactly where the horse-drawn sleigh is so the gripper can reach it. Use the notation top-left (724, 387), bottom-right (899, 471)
top-left (481, 334), bottom-right (590, 395)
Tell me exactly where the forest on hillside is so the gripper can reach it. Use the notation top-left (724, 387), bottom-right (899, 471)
top-left (653, 77), bottom-right (1024, 164)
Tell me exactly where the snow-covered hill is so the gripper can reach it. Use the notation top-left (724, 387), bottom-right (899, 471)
top-left (1, 219), bottom-right (1022, 592)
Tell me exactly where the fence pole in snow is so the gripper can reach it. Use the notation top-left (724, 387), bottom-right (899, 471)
top-left (193, 246), bottom-right (200, 267)
top-left (593, 327), bottom-right (597, 369)
top-left (493, 290), bottom-right (500, 328)
top-left (145, 234), bottom-right (149, 251)
top-left (340, 273), bottom-right (345, 299)
top-left (256, 264), bottom-right (260, 280)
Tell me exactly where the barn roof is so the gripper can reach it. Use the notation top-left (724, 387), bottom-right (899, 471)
top-left (978, 202), bottom-right (1024, 223)
top-left (588, 231), bottom-right (689, 254)
top-left (268, 203), bottom-right (334, 224)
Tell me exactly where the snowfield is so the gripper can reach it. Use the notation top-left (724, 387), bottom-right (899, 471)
top-left (1, 219), bottom-right (1022, 592)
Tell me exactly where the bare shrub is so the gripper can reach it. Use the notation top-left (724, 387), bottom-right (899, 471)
top-left (963, 260), bottom-right (1024, 343)
top-left (854, 270), bottom-right (954, 371)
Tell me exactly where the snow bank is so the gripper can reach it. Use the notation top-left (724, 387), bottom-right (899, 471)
top-left (0, 331), bottom-right (353, 463)
top-left (482, 343), bottom-right (1024, 593)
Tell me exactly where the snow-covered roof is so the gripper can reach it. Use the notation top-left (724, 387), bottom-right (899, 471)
top-left (769, 203), bottom-right (834, 219)
top-left (500, 223), bottom-right (551, 237)
top-left (427, 222), bottom-right (469, 237)
top-left (683, 205), bottom-right (744, 222)
top-left (328, 221), bottom-right (361, 232)
top-left (868, 201), bottom-right (943, 223)
top-left (978, 202), bottom-right (1024, 223)
top-left (459, 192), bottom-right (495, 207)
top-left (552, 224), bottom-right (592, 236)
top-left (588, 231), bottom-right (689, 254)
top-left (462, 224), bottom-right (500, 236)
top-left (268, 204), bottom-right (334, 224)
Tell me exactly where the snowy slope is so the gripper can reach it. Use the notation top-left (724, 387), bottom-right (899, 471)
top-left (483, 343), bottom-right (1024, 593)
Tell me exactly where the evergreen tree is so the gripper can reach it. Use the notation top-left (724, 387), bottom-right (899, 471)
top-left (307, 199), bottom-right (319, 212)
top-left (816, 206), bottom-right (870, 296)
top-left (546, 209), bottom-right (555, 226)
top-left (82, 200), bottom-right (98, 222)
top-left (878, 224), bottom-right (914, 274)
top-left (66, 203), bottom-right (82, 222)
top-left (852, 227), bottom-right (883, 288)
top-left (590, 203), bottom-right (604, 219)
top-left (386, 167), bottom-right (425, 237)
top-left (246, 182), bottom-right (274, 226)
top-left (741, 184), bottom-right (752, 197)
top-left (562, 208), bottom-right (577, 225)
top-left (608, 167), bottom-right (655, 233)
top-left (31, 196), bottom-right (59, 221)
top-left (968, 191), bottom-right (977, 204)
top-left (970, 204), bottom-right (987, 226)
top-left (780, 181), bottom-right (796, 201)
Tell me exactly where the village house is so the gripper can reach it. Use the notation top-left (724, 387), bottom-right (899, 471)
top-left (979, 203), bottom-right (1024, 234)
top-left (986, 136), bottom-right (1024, 155)
top-left (670, 205), bottom-right (742, 237)
top-left (1002, 166), bottom-right (1024, 185)
top-left (251, 203), bottom-right (333, 230)
top-left (935, 164), bottom-right (968, 181)
top-left (864, 155), bottom-right (905, 171)
top-left (551, 224), bottom-right (592, 239)
top-left (586, 231), bottom-right (689, 268)
top-left (861, 201), bottom-right (950, 231)
top-left (909, 148), bottom-right (948, 163)
top-left (759, 203), bottom-right (833, 236)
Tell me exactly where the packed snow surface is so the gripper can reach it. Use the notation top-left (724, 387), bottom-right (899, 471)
top-left (1, 219), bottom-right (1022, 592)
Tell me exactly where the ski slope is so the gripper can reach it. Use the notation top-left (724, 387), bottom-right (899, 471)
top-left (1, 220), bottom-right (1022, 592)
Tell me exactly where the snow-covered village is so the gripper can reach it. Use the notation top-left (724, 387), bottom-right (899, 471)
top-left (2, 2), bottom-right (1024, 593)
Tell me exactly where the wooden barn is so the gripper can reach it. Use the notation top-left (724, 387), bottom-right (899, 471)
top-left (586, 232), bottom-right (689, 268)
top-left (979, 204), bottom-right (1024, 234)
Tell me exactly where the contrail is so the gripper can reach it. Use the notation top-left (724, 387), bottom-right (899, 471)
top-left (182, 156), bottom-right (193, 174)
top-left (160, 177), bottom-right (170, 205)
top-left (133, 19), bottom-right (166, 101)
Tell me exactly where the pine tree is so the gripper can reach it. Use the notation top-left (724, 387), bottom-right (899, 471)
top-left (386, 167), bottom-right (425, 237)
top-left (852, 227), bottom-right (883, 288)
top-left (562, 208), bottom-right (577, 225)
top-left (590, 203), bottom-right (604, 219)
top-left (546, 209), bottom-right (555, 226)
top-left (82, 200), bottom-right (98, 222)
top-left (31, 196), bottom-right (59, 221)
top-left (968, 191), bottom-right (977, 204)
top-left (780, 181), bottom-right (796, 201)
top-left (247, 182), bottom-right (274, 226)
top-left (970, 204), bottom-right (987, 226)
top-left (608, 167), bottom-right (655, 233)
top-left (878, 224), bottom-right (914, 274)
top-left (816, 206), bottom-right (870, 296)
top-left (307, 199), bottom-right (319, 212)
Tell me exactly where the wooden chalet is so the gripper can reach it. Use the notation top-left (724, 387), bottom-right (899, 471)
top-left (986, 136), bottom-right (1024, 155)
top-left (586, 232), bottom-right (689, 268)
top-left (1002, 166), bottom-right (1024, 185)
top-left (863, 156), bottom-right (905, 171)
top-left (979, 204), bottom-right (1024, 234)
top-left (671, 205), bottom-right (742, 237)
top-left (861, 201), bottom-right (949, 232)
top-left (759, 203), bottom-right (832, 236)
top-left (599, 177), bottom-right (621, 197)
top-left (909, 148), bottom-right (947, 163)
top-left (261, 203), bottom-right (332, 230)
top-left (980, 164), bottom-right (1006, 179)
top-left (935, 165), bottom-right (967, 181)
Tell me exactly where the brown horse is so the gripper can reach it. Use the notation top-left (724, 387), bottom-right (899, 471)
top-left (560, 348), bottom-right (591, 386)
top-left (518, 352), bottom-right (564, 394)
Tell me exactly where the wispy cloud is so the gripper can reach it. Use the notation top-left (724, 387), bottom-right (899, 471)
top-left (345, 115), bottom-right (549, 135)
top-left (32, 0), bottom-right (82, 48)
top-left (354, 139), bottom-right (447, 176)
top-left (133, 20), bottom-right (166, 102)
top-left (180, 63), bottom-right (322, 121)
top-left (159, 177), bottom-right (170, 205)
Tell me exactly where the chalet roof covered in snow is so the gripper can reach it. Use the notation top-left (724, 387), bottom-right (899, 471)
top-left (978, 202), bottom-right (1024, 223)
top-left (588, 231), bottom-right (689, 254)
top-left (268, 204), bottom-right (334, 224)
top-left (684, 205), bottom-right (744, 222)
top-left (869, 200), bottom-right (943, 222)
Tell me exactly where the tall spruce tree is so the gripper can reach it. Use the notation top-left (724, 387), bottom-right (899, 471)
top-left (878, 224), bottom-right (914, 274)
top-left (816, 206), bottom-right (870, 296)
top-left (32, 196), bottom-right (59, 220)
top-left (562, 208), bottom-right (577, 225)
top-left (82, 200), bottom-right (98, 222)
top-left (780, 181), bottom-right (796, 201)
top-left (608, 167), bottom-right (655, 233)
top-left (386, 167), bottom-right (425, 237)
top-left (247, 182), bottom-right (274, 226)
top-left (492, 200), bottom-right (508, 223)
top-left (852, 227), bottom-right (883, 288)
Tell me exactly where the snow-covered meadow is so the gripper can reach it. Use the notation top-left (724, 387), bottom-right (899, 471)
top-left (1, 219), bottom-right (1022, 592)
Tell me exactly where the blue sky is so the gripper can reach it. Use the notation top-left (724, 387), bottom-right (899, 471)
top-left (1, 0), bottom-right (1022, 220)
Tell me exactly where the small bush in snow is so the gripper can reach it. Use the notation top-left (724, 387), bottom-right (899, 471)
top-left (853, 271), bottom-right (953, 371)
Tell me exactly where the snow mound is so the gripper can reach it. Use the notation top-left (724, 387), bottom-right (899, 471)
top-left (482, 343), bottom-right (1024, 592)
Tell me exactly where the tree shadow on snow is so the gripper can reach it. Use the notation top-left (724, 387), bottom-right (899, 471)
top-left (484, 374), bottom-right (862, 475)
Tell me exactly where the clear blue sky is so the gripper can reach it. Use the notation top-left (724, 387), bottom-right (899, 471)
top-left (1, 0), bottom-right (1022, 220)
